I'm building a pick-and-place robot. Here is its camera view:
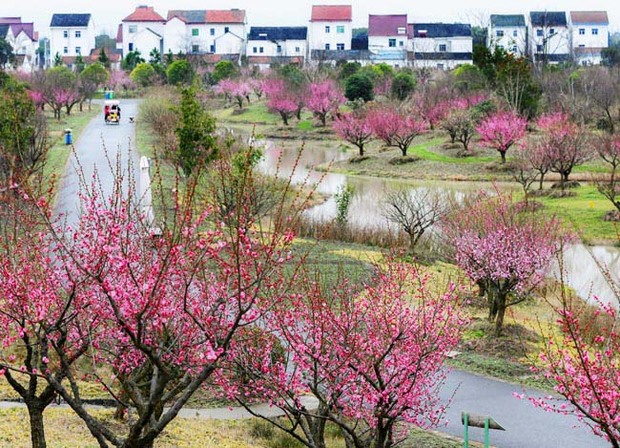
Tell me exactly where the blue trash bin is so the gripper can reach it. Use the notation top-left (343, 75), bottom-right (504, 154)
top-left (104, 91), bottom-right (114, 100)
top-left (65, 129), bottom-right (72, 145)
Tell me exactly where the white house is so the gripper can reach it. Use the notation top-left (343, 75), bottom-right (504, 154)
top-left (164, 9), bottom-right (246, 56)
top-left (488, 14), bottom-right (527, 56)
top-left (309, 5), bottom-right (352, 52)
top-left (529, 11), bottom-right (570, 64)
top-left (570, 11), bottom-right (609, 66)
top-left (121, 5), bottom-right (165, 57)
top-left (247, 27), bottom-right (307, 69)
top-left (50, 14), bottom-right (95, 64)
top-left (367, 14), bottom-right (409, 66)
top-left (412, 23), bottom-right (472, 70)
top-left (0, 18), bottom-right (38, 71)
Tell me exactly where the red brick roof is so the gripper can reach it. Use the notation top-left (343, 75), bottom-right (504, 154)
top-left (123, 6), bottom-right (165, 23)
top-left (311, 5), bottom-right (352, 22)
top-left (89, 48), bottom-right (122, 62)
top-left (205, 10), bottom-right (246, 24)
top-left (368, 14), bottom-right (407, 36)
top-left (570, 11), bottom-right (609, 24)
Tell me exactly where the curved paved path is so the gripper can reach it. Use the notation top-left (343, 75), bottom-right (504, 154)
top-left (46, 109), bottom-right (609, 447)
top-left (54, 99), bottom-right (141, 227)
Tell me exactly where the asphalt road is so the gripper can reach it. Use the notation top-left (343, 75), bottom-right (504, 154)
top-left (54, 99), bottom-right (141, 227)
top-left (440, 369), bottom-right (608, 448)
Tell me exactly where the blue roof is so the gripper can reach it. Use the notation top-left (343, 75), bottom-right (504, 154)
top-left (248, 27), bottom-right (307, 41)
top-left (0, 24), bottom-right (9, 39)
top-left (413, 23), bottom-right (471, 38)
top-left (490, 15), bottom-right (526, 27)
top-left (51, 14), bottom-right (91, 27)
top-left (529, 11), bottom-right (567, 27)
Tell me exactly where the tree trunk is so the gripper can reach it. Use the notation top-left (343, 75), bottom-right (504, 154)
top-left (500, 151), bottom-right (507, 164)
top-left (280, 112), bottom-right (289, 126)
top-left (27, 403), bottom-right (47, 448)
top-left (357, 144), bottom-right (364, 157)
top-left (494, 291), bottom-right (508, 337)
top-left (400, 146), bottom-right (408, 157)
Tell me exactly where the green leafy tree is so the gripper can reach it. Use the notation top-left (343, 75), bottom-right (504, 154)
top-left (80, 63), bottom-right (109, 109)
top-left (211, 60), bottom-right (237, 84)
top-left (391, 72), bottom-right (416, 101)
top-left (53, 52), bottom-right (63, 67)
top-left (338, 61), bottom-right (361, 80)
top-left (165, 50), bottom-right (174, 66)
top-left (97, 48), bottom-right (110, 69)
top-left (130, 62), bottom-right (156, 87)
top-left (122, 50), bottom-right (144, 71)
top-left (345, 73), bottom-right (374, 102)
top-left (602, 43), bottom-right (620, 67)
top-left (0, 38), bottom-right (15, 69)
top-left (74, 54), bottom-right (85, 73)
top-left (149, 48), bottom-right (161, 65)
top-left (175, 86), bottom-right (217, 176)
top-left (166, 59), bottom-right (194, 86)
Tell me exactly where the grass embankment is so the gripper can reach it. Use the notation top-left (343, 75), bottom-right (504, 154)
top-left (42, 107), bottom-right (100, 192)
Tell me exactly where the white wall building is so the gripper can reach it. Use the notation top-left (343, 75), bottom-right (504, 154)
top-left (570, 11), bottom-right (609, 65)
top-left (247, 26), bottom-right (307, 69)
top-left (0, 18), bottom-right (38, 71)
top-left (121, 6), bottom-right (165, 57)
top-left (488, 14), bottom-right (528, 56)
top-left (529, 11), bottom-right (570, 64)
top-left (309, 5), bottom-right (352, 52)
top-left (49, 13), bottom-right (95, 62)
top-left (412, 23), bottom-right (472, 70)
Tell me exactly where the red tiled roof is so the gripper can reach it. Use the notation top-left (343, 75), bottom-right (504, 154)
top-left (205, 10), bottom-right (246, 24)
top-left (116, 23), bottom-right (123, 42)
top-left (368, 14), bottom-right (407, 37)
top-left (123, 6), bottom-right (165, 23)
top-left (570, 11), bottom-right (609, 24)
top-left (89, 48), bottom-right (122, 62)
top-left (311, 5), bottom-right (352, 22)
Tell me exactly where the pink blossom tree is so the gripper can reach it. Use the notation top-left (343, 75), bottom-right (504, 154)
top-left (109, 69), bottom-right (136, 93)
top-left (333, 112), bottom-right (373, 156)
top-left (531, 295), bottom-right (620, 447)
top-left (477, 111), bottom-right (528, 163)
top-left (368, 108), bottom-right (428, 157)
top-left (265, 79), bottom-right (298, 126)
top-left (593, 132), bottom-right (620, 212)
top-left (306, 80), bottom-right (345, 126)
top-left (217, 79), bottom-right (252, 109)
top-left (537, 112), bottom-right (592, 189)
top-left (226, 262), bottom-right (465, 448)
top-left (444, 191), bottom-right (568, 336)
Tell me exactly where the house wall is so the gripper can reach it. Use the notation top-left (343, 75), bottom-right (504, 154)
top-left (122, 21), bottom-right (164, 56)
top-left (214, 29), bottom-right (245, 55)
top-left (488, 26), bottom-right (528, 56)
top-left (50, 22), bottom-right (95, 59)
top-left (529, 26), bottom-right (570, 61)
top-left (247, 39), bottom-right (306, 57)
top-left (309, 21), bottom-right (351, 51)
top-left (163, 17), bottom-right (188, 54)
top-left (413, 36), bottom-right (472, 54)
top-left (571, 23), bottom-right (608, 49)
top-left (368, 34), bottom-right (407, 50)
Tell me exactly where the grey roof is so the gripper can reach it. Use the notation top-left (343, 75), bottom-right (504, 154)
top-left (490, 15), bottom-right (526, 27)
top-left (0, 24), bottom-right (9, 39)
top-left (413, 23), bottom-right (471, 38)
top-left (50, 14), bottom-right (91, 27)
top-left (167, 10), bottom-right (206, 23)
top-left (248, 27), bottom-right (307, 41)
top-left (529, 11), bottom-right (567, 27)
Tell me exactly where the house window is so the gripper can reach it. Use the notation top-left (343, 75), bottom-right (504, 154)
top-left (399, 41), bottom-right (404, 47)
top-left (336, 25), bottom-right (345, 33)
top-left (388, 38), bottom-right (396, 47)
top-left (75, 46), bottom-right (81, 54)
top-left (513, 30), bottom-right (518, 37)
top-left (192, 44), bottom-right (199, 53)
top-left (336, 43), bottom-right (345, 50)
top-left (512, 45), bottom-right (517, 52)
top-left (325, 43), bottom-right (330, 50)
top-left (63, 30), bottom-right (68, 38)
top-left (579, 28), bottom-right (585, 35)
top-left (325, 26), bottom-right (330, 33)
top-left (295, 46), bottom-right (300, 53)
top-left (259, 47), bottom-right (264, 53)
top-left (536, 44), bottom-right (543, 52)
top-left (438, 44), bottom-right (447, 52)
top-left (549, 28), bottom-right (555, 35)
top-left (536, 29), bottom-right (543, 37)
top-left (578, 44), bottom-right (585, 48)
top-left (210, 28), bottom-right (215, 36)
top-left (192, 28), bottom-right (199, 36)
top-left (277, 45), bottom-right (282, 53)
top-left (253, 47), bottom-right (257, 53)
top-left (592, 28), bottom-right (599, 35)
top-left (128, 43), bottom-right (134, 51)
top-left (397, 27), bottom-right (406, 35)
top-left (224, 26), bottom-right (229, 33)
top-left (75, 31), bottom-right (81, 38)
top-left (437, 63), bottom-right (444, 70)
top-left (418, 30), bottom-right (427, 38)
top-left (128, 25), bottom-right (137, 34)
top-left (63, 46), bottom-right (68, 54)
top-left (210, 44), bottom-right (216, 52)
top-left (496, 30), bottom-right (504, 37)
